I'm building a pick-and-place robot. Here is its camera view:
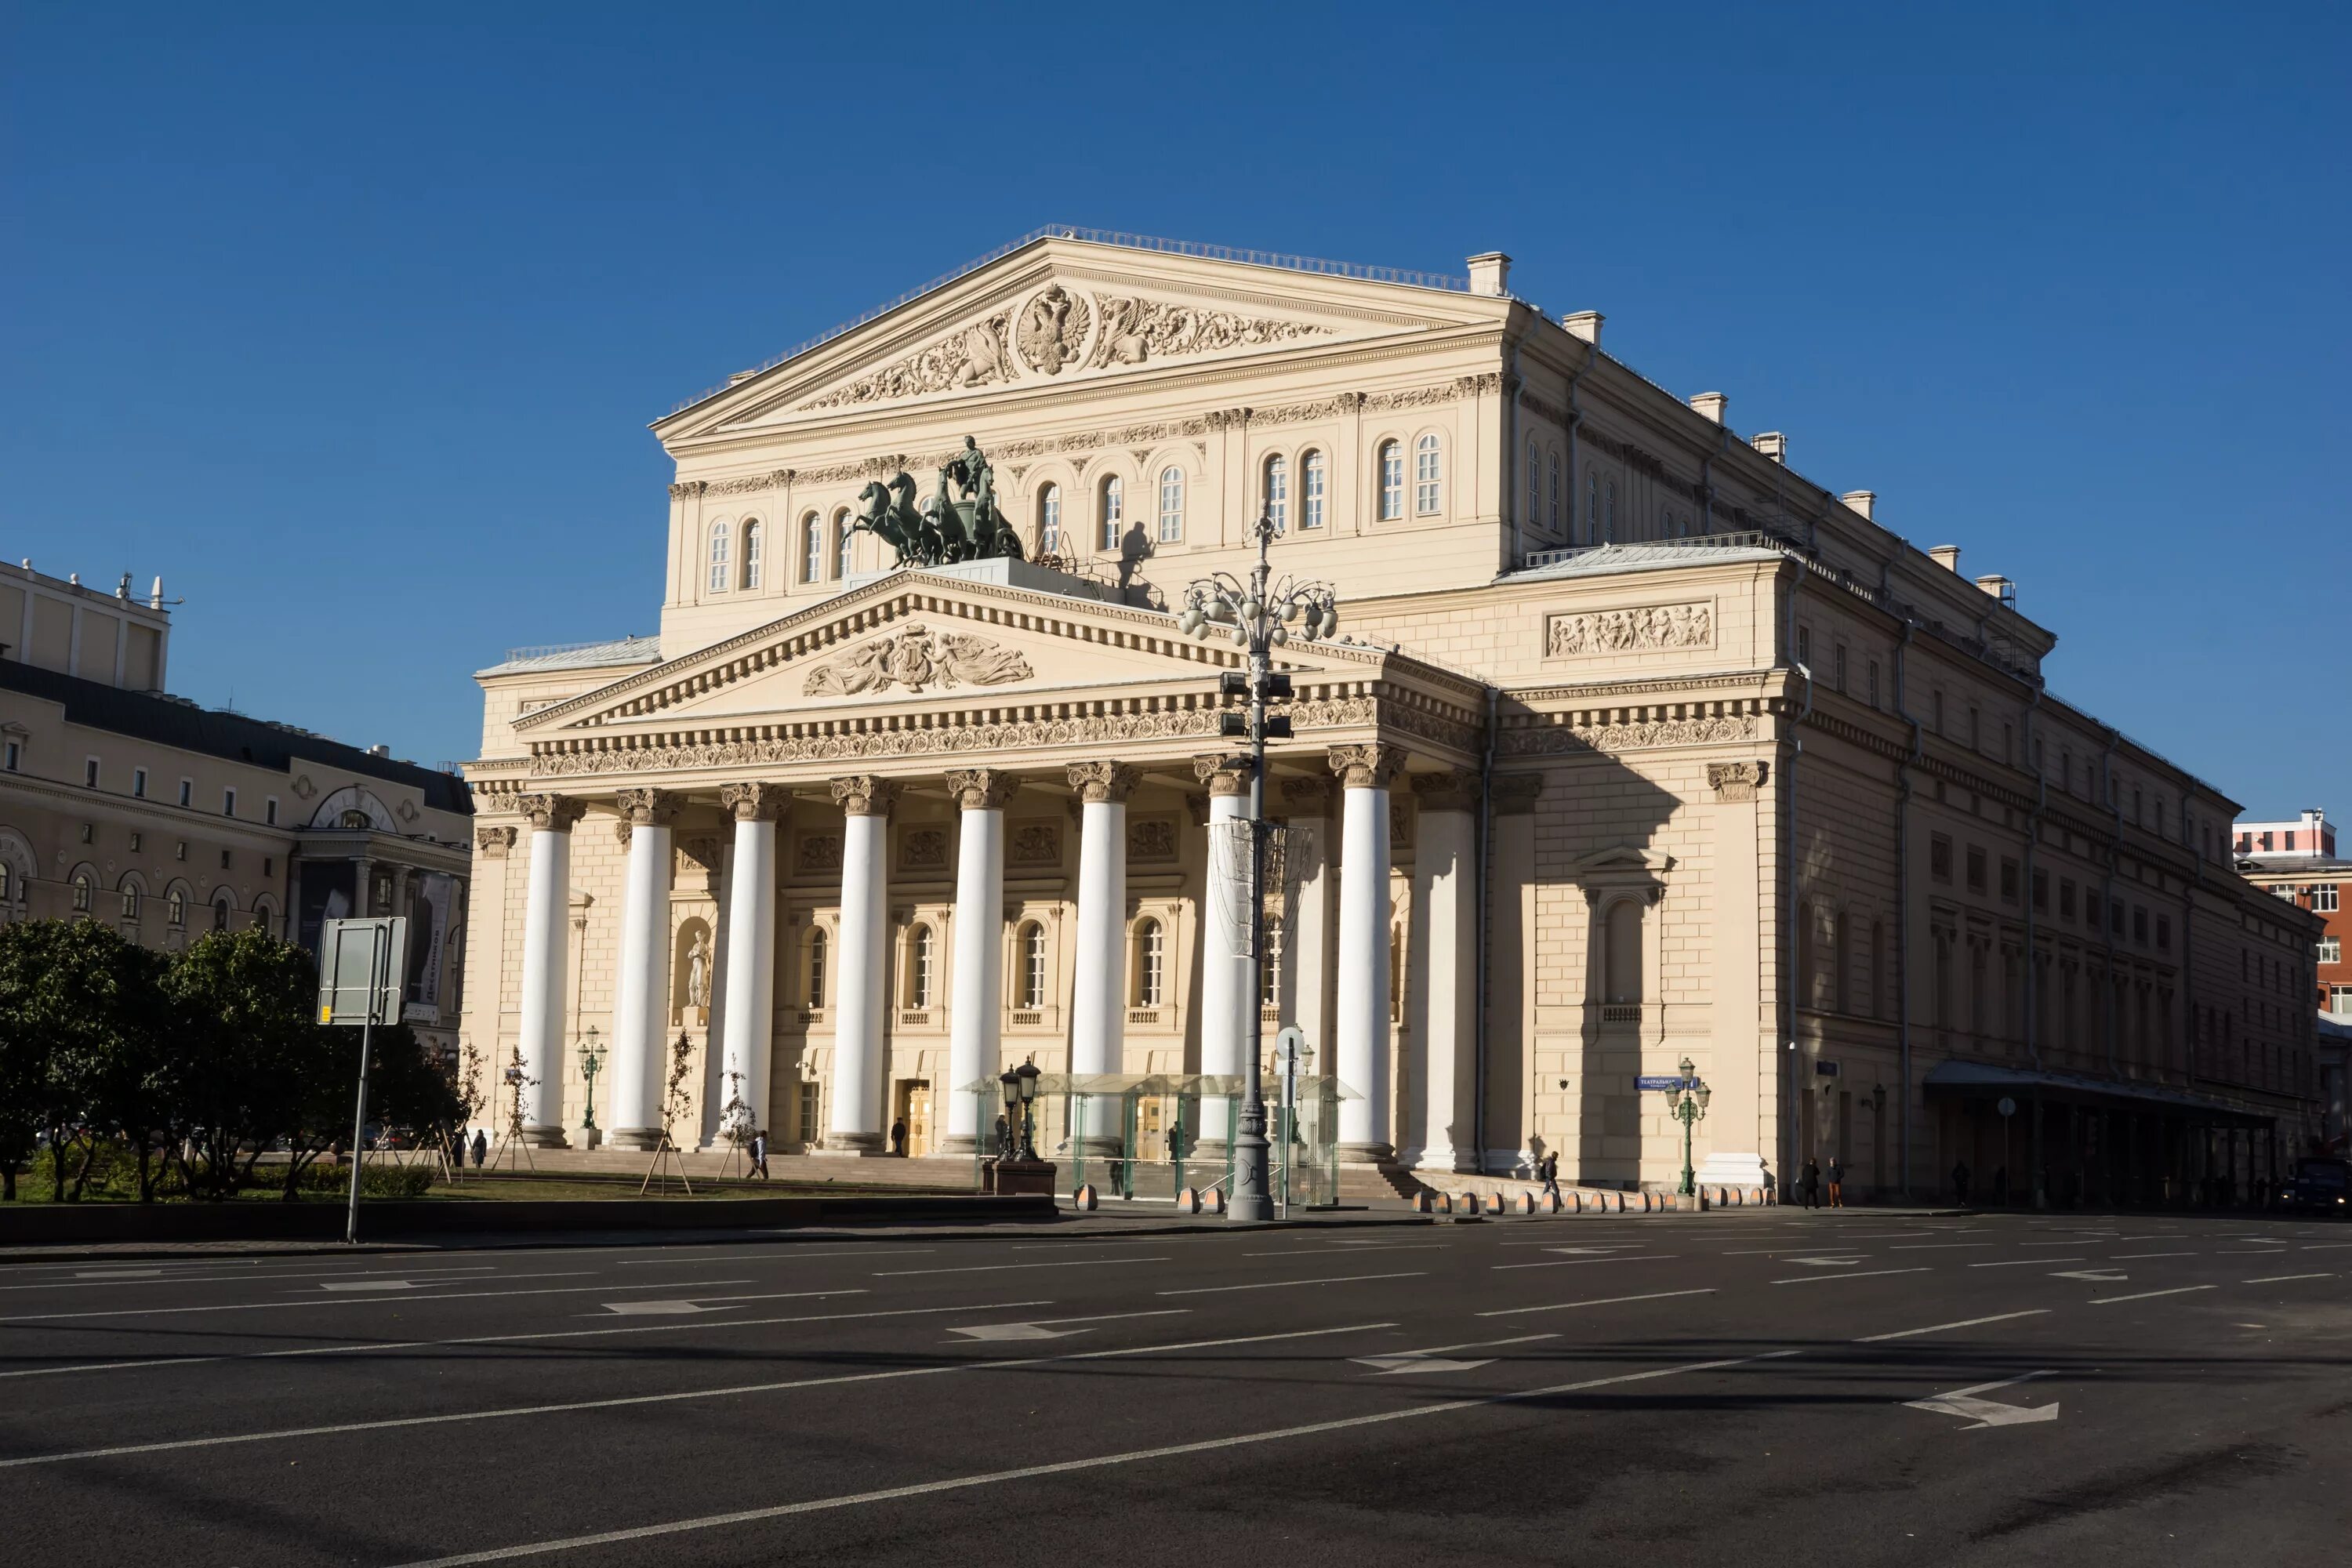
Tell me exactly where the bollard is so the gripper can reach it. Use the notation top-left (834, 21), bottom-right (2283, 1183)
top-left (1073, 1184), bottom-right (1098, 1212)
top-left (1461, 1192), bottom-right (1481, 1216)
top-left (1517, 1192), bottom-right (1536, 1215)
top-left (1203, 1187), bottom-right (1226, 1215)
top-left (1544, 1191), bottom-right (1563, 1214)
top-left (1412, 1190), bottom-right (1434, 1214)
top-left (1490, 1192), bottom-right (1507, 1214)
top-left (1175, 1187), bottom-right (1200, 1214)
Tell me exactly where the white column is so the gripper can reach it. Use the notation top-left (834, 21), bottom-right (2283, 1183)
top-left (1194, 756), bottom-right (1251, 1151)
top-left (944, 768), bottom-right (1018, 1156)
top-left (1407, 771), bottom-right (1479, 1172)
top-left (514, 794), bottom-right (583, 1145)
top-left (1068, 760), bottom-right (1139, 1155)
top-left (1279, 776), bottom-right (1337, 1069)
top-left (717, 782), bottom-right (786, 1145)
top-left (1697, 760), bottom-right (1773, 1189)
top-left (1489, 775), bottom-right (1541, 1174)
top-left (1331, 745), bottom-right (1402, 1163)
top-left (824, 775), bottom-right (899, 1155)
top-left (607, 788), bottom-right (681, 1150)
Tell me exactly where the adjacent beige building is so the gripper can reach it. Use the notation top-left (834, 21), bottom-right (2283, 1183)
top-left (0, 563), bottom-right (476, 1062)
top-left (459, 228), bottom-right (2320, 1197)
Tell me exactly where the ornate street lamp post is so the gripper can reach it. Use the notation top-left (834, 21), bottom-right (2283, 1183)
top-left (576, 1025), bottom-right (605, 1139)
top-left (997, 1058), bottom-right (1040, 1163)
top-left (1661, 1055), bottom-right (1711, 1197)
top-left (1178, 514), bottom-right (1339, 1224)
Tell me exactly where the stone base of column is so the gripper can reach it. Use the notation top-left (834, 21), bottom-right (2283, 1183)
top-left (937, 1134), bottom-right (980, 1159)
top-left (1408, 1146), bottom-right (1478, 1175)
top-left (1338, 1141), bottom-right (1396, 1166)
top-left (1073, 1134), bottom-right (1124, 1162)
top-left (1694, 1152), bottom-right (1771, 1188)
top-left (1189, 1138), bottom-right (1232, 1167)
top-left (520, 1124), bottom-right (572, 1149)
top-left (810, 1132), bottom-right (890, 1157)
top-left (606, 1127), bottom-right (666, 1152)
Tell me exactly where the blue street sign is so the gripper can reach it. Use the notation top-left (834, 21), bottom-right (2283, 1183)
top-left (1636, 1075), bottom-right (1687, 1091)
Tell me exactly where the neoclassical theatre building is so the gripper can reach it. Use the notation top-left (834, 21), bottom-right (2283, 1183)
top-left (459, 229), bottom-right (2321, 1198)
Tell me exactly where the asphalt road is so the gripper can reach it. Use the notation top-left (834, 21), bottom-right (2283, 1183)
top-left (2, 1207), bottom-right (2347, 1566)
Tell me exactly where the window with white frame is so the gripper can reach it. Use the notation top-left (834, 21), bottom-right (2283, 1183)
top-left (1038, 484), bottom-right (1062, 555)
top-left (807, 927), bottom-right (828, 1009)
top-left (907, 924), bottom-right (935, 1010)
top-left (2315, 883), bottom-right (2341, 913)
top-left (222, 788), bottom-right (236, 818)
top-left (707, 521), bottom-right (731, 593)
top-left (800, 513), bottom-right (822, 583)
top-left (2318, 936), bottom-right (2340, 964)
top-left (835, 510), bottom-right (854, 578)
top-left (1526, 437), bottom-right (1540, 528)
top-left (741, 519), bottom-right (763, 589)
top-left (118, 880), bottom-right (140, 920)
top-left (178, 778), bottom-right (192, 808)
top-left (1134, 918), bottom-right (1165, 1007)
top-left (1, 739), bottom-right (16, 771)
top-left (1158, 466), bottom-right (1184, 543)
top-left (168, 888), bottom-right (185, 927)
top-left (84, 757), bottom-right (100, 788)
top-left (132, 768), bottom-right (147, 798)
top-left (1099, 475), bottom-right (1123, 550)
top-left (1263, 454), bottom-right (1288, 533)
top-left (1548, 450), bottom-right (1561, 533)
top-left (1301, 449), bottom-right (1327, 530)
top-left (1020, 921), bottom-right (1047, 1009)
top-left (1377, 441), bottom-right (1404, 521)
top-left (1414, 434), bottom-right (1442, 514)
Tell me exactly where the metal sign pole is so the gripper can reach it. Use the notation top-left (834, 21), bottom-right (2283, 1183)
top-left (345, 925), bottom-right (386, 1246)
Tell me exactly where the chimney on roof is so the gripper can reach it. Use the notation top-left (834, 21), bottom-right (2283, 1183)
top-left (150, 576), bottom-right (163, 608)
top-left (1466, 252), bottom-right (1512, 297)
top-left (1560, 310), bottom-right (1602, 345)
top-left (1929, 544), bottom-right (1962, 574)
top-left (1842, 490), bottom-right (1877, 521)
top-left (1689, 391), bottom-right (1727, 424)
top-left (1751, 432), bottom-right (1787, 463)
top-left (1975, 573), bottom-right (2016, 608)
top-left (368, 744), bottom-right (391, 757)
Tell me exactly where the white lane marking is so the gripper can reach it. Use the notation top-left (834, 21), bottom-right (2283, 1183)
top-left (1891, 1243), bottom-right (1993, 1250)
top-left (321, 1279), bottom-right (426, 1292)
top-left (2089, 1286), bottom-right (2216, 1305)
top-left (2219, 1249), bottom-right (2292, 1255)
top-left (72, 1269), bottom-right (162, 1279)
top-left (600, 1301), bottom-right (715, 1316)
top-left (1496, 1242), bottom-right (1638, 1251)
top-left (0, 1321), bottom-right (1396, 1471)
top-left (1780, 1256), bottom-right (1869, 1268)
top-left (2300, 1243), bottom-right (2352, 1251)
top-left (1972, 1258), bottom-right (2084, 1269)
top-left (1490, 1255), bottom-right (1678, 1272)
top-left (1351, 1331), bottom-right (1555, 1376)
top-left (1240, 1245), bottom-right (1443, 1258)
top-left (1159, 1271), bottom-right (1425, 1297)
top-left (0, 1277), bottom-right (744, 1323)
top-left (1769, 1267), bottom-right (1929, 1286)
top-left (1853, 1309), bottom-right (2049, 1343)
top-left (946, 1310), bottom-right (1187, 1341)
top-left (2243, 1273), bottom-right (2334, 1285)
top-left (0, 1265), bottom-right (503, 1294)
top-left (387, 1349), bottom-right (1802, 1565)
top-left (1903, 1370), bottom-right (2060, 1428)
top-left (1477, 1287), bottom-right (1715, 1319)
top-left (2111, 1252), bottom-right (2195, 1260)
top-left (615, 1248), bottom-right (936, 1266)
top-left (2051, 1270), bottom-right (2130, 1283)
top-left (873, 1257), bottom-right (1170, 1278)
top-left (2016, 1241), bottom-right (2098, 1247)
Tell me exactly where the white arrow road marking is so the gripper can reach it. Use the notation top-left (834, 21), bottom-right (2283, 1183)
top-left (2051, 1269), bottom-right (2130, 1283)
top-left (1904, 1371), bottom-right (2061, 1428)
top-left (1351, 1333), bottom-right (1555, 1375)
top-left (946, 1309), bottom-right (1188, 1342)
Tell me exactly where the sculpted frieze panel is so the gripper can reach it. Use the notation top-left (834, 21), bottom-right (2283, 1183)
top-left (898, 827), bottom-right (950, 874)
top-left (804, 624), bottom-right (1033, 697)
top-left (1546, 603), bottom-right (1715, 659)
top-left (795, 833), bottom-right (844, 874)
top-left (534, 709), bottom-right (1225, 777)
top-left (1501, 715), bottom-right (1759, 757)
top-left (804, 310), bottom-right (1017, 410)
top-left (1008, 820), bottom-right (1062, 868)
top-left (1084, 294), bottom-right (1329, 368)
top-left (1127, 815), bottom-right (1179, 864)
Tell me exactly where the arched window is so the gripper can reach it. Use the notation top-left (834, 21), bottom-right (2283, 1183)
top-left (1038, 484), bottom-right (1062, 556)
top-left (1377, 441), bottom-right (1404, 521)
top-left (1133, 918), bottom-right (1165, 1007)
top-left (707, 521), bottom-right (731, 593)
top-left (212, 896), bottom-right (231, 931)
top-left (1526, 437), bottom-right (1540, 528)
top-left (1098, 475), bottom-right (1123, 551)
top-left (835, 509), bottom-right (854, 579)
top-left (1301, 450), bottom-right (1327, 531)
top-left (740, 519), bottom-right (763, 590)
top-left (1548, 450), bottom-right (1561, 533)
top-left (800, 513), bottom-right (822, 584)
top-left (807, 927), bottom-right (828, 1010)
top-left (1414, 434), bottom-right (1442, 514)
top-left (71, 871), bottom-right (93, 913)
top-left (1019, 921), bottom-right (1047, 1009)
top-left (1605, 900), bottom-right (1642, 1004)
top-left (168, 888), bottom-right (186, 927)
top-left (908, 924), bottom-right (935, 1010)
top-left (1157, 466), bottom-right (1184, 543)
top-left (1263, 454), bottom-right (1289, 533)
top-left (118, 879), bottom-right (140, 921)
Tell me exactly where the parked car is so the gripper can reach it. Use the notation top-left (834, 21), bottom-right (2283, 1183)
top-left (2275, 1157), bottom-right (2351, 1215)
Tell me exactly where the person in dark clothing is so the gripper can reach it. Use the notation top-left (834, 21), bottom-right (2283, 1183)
top-left (470, 1130), bottom-right (487, 1168)
top-left (1801, 1157), bottom-right (1822, 1209)
top-left (749, 1128), bottom-right (770, 1179)
top-left (1951, 1160), bottom-right (1972, 1205)
top-left (1826, 1156), bottom-right (1846, 1209)
top-left (890, 1117), bottom-right (908, 1157)
top-left (994, 1114), bottom-right (1011, 1157)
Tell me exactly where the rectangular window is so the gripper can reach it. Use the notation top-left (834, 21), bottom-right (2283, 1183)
top-left (128, 832), bottom-right (141, 852)
top-left (179, 779), bottom-right (192, 807)
top-left (1965, 845), bottom-right (1987, 895)
top-left (2332, 985), bottom-right (2352, 1018)
top-left (1999, 857), bottom-right (2020, 903)
top-left (1414, 438), bottom-right (1442, 515)
top-left (85, 756), bottom-right (100, 788)
top-left (265, 797), bottom-right (278, 826)
top-left (1832, 643), bottom-right (1847, 692)
top-left (2060, 879), bottom-right (2077, 920)
top-left (1796, 626), bottom-right (1811, 666)
top-left (132, 768), bottom-right (147, 798)
top-left (175, 840), bottom-right (187, 861)
top-left (1381, 445), bottom-right (1405, 521)
top-left (2133, 906), bottom-right (2148, 944)
top-left (2032, 869), bottom-right (2049, 911)
top-left (1930, 834), bottom-right (1953, 884)
top-left (1302, 452), bottom-right (1326, 531)
top-left (220, 850), bottom-right (231, 870)
top-left (2110, 898), bottom-right (2125, 935)
top-left (2316, 884), bottom-right (2340, 913)
top-left (1157, 468), bottom-right (1183, 543)
top-left (222, 788), bottom-right (237, 818)
top-left (2157, 915), bottom-right (2171, 950)
top-left (2, 739), bottom-right (17, 771)
top-left (1867, 662), bottom-right (1880, 709)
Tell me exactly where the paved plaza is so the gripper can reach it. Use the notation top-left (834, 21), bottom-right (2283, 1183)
top-left (2, 1208), bottom-right (2346, 1564)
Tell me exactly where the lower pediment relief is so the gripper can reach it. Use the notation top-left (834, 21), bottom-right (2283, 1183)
top-left (1546, 601), bottom-right (1715, 659)
top-left (803, 623), bottom-right (1033, 696)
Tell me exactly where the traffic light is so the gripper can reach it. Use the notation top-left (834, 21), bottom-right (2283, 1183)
top-left (1220, 670), bottom-right (1249, 702)
top-left (1219, 713), bottom-right (1248, 738)
top-left (1263, 673), bottom-right (1293, 700)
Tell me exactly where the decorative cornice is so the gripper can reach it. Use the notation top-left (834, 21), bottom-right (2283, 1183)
top-left (719, 781), bottom-right (790, 822)
top-left (1502, 714), bottom-right (1761, 757)
top-left (945, 768), bottom-right (1021, 811)
top-left (1067, 760), bottom-right (1142, 804)
top-left (829, 775), bottom-right (902, 818)
top-left (515, 794), bottom-right (588, 832)
top-left (1327, 743), bottom-right (1406, 790)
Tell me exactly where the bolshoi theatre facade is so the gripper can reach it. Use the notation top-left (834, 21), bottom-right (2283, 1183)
top-left (457, 229), bottom-right (2321, 1200)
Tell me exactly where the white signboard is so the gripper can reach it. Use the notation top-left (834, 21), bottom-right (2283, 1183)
top-left (317, 916), bottom-right (407, 1027)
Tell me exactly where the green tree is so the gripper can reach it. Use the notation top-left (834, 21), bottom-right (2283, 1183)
top-left (0, 920), bottom-right (167, 1201)
top-left (165, 927), bottom-right (337, 1200)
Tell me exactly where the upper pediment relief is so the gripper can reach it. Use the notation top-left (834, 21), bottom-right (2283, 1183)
top-left (793, 283), bottom-right (1348, 414)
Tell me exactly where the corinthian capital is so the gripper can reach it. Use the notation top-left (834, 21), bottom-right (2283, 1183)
top-left (1192, 754), bottom-right (1250, 799)
top-left (516, 793), bottom-right (587, 832)
top-left (474, 825), bottom-right (519, 858)
top-left (946, 768), bottom-right (1021, 811)
top-left (720, 782), bottom-right (790, 822)
top-left (613, 787), bottom-right (684, 827)
top-left (1066, 760), bottom-right (1141, 804)
top-left (1326, 743), bottom-right (1406, 791)
top-left (830, 775), bottom-right (902, 817)
top-left (1410, 769), bottom-right (1481, 815)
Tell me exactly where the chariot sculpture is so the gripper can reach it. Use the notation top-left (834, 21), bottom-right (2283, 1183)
top-left (848, 436), bottom-right (1025, 569)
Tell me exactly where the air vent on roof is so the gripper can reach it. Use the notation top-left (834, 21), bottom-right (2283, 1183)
top-left (1689, 392), bottom-right (1727, 424)
top-left (1751, 432), bottom-right (1786, 463)
top-left (1561, 310), bottom-right (1602, 345)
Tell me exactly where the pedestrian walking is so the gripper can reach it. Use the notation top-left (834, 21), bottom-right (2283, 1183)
top-left (1951, 1160), bottom-right (1972, 1205)
top-left (994, 1113), bottom-right (1011, 1157)
top-left (1826, 1156), bottom-right (1846, 1209)
top-left (750, 1127), bottom-right (769, 1180)
top-left (890, 1117), bottom-right (908, 1157)
top-left (1801, 1157), bottom-right (1822, 1209)
top-left (1539, 1149), bottom-right (1562, 1202)
top-left (470, 1129), bottom-right (487, 1168)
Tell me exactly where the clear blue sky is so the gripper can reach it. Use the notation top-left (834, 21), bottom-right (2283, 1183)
top-left (5, 4), bottom-right (2343, 815)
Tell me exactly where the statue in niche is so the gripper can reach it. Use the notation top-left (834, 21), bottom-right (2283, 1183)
top-left (684, 930), bottom-right (712, 1013)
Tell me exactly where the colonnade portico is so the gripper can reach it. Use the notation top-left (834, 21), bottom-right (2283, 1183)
top-left (497, 741), bottom-right (1443, 1166)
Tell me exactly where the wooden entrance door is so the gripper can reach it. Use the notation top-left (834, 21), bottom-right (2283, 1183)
top-left (905, 1081), bottom-right (932, 1158)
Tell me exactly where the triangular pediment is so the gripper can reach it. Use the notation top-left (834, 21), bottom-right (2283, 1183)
top-left (660, 235), bottom-right (1504, 439)
top-left (514, 570), bottom-right (1370, 738)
